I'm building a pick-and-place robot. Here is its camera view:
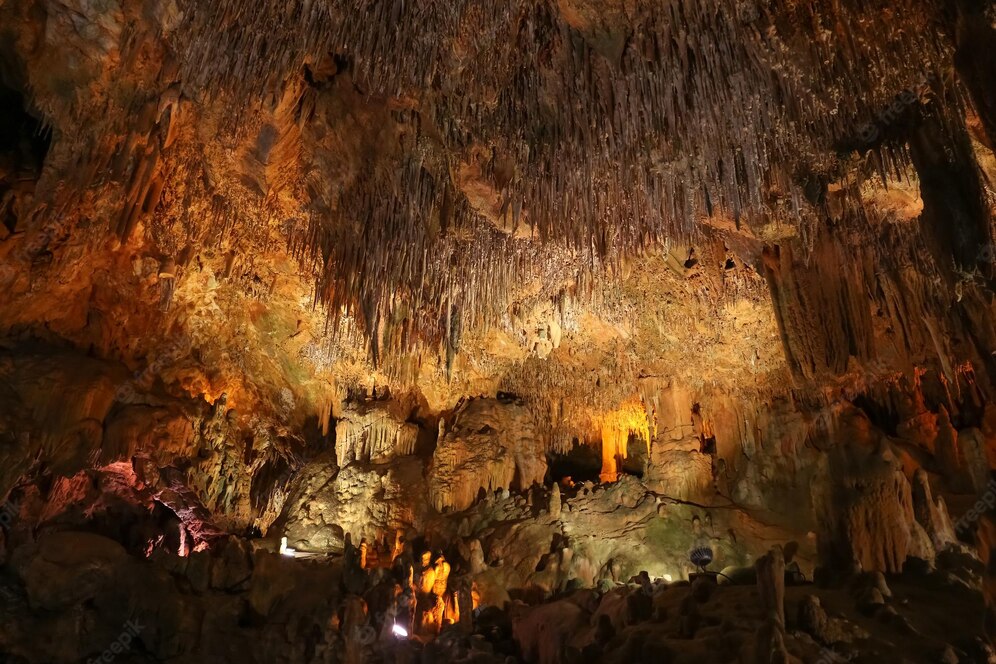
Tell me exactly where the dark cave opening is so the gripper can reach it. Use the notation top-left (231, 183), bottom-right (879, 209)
top-left (547, 438), bottom-right (601, 485)
top-left (620, 433), bottom-right (649, 478)
top-left (0, 80), bottom-right (49, 233)
top-left (851, 393), bottom-right (901, 437)
top-left (547, 434), bottom-right (649, 484)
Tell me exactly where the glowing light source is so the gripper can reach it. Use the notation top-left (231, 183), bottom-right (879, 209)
top-left (391, 624), bottom-right (408, 638)
top-left (598, 400), bottom-right (651, 483)
top-left (662, 574), bottom-right (673, 583)
top-left (280, 536), bottom-right (296, 557)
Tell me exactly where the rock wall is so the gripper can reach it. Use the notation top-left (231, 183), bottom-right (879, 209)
top-left (277, 454), bottom-right (429, 553)
top-left (334, 399), bottom-right (420, 468)
top-left (429, 398), bottom-right (548, 512)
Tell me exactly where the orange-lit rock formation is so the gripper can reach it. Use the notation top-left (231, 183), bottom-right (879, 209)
top-left (0, 0), bottom-right (995, 661)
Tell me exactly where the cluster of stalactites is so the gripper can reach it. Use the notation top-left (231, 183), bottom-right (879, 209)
top-left (498, 328), bottom-right (647, 449)
top-left (169, 0), bottom-right (954, 365)
top-left (597, 400), bottom-right (651, 482)
top-left (335, 414), bottom-right (419, 468)
top-left (428, 454), bottom-right (518, 514)
top-left (289, 154), bottom-right (599, 380)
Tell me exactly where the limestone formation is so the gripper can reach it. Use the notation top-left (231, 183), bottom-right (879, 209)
top-left (797, 594), bottom-right (868, 646)
top-left (548, 483), bottom-right (562, 519)
top-left (911, 469), bottom-right (957, 550)
top-left (0, 0), bottom-right (995, 661)
top-left (429, 398), bottom-right (547, 512)
top-left (335, 399), bottom-right (420, 468)
top-left (277, 455), bottom-right (428, 553)
top-left (757, 546), bottom-right (786, 627)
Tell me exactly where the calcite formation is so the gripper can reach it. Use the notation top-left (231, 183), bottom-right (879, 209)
top-left (334, 399), bottom-right (420, 468)
top-left (277, 454), bottom-right (429, 553)
top-left (0, 0), bottom-right (995, 662)
top-left (429, 398), bottom-right (547, 512)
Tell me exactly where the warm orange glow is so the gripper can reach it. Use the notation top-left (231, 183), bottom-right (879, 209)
top-left (598, 399), bottom-right (650, 483)
top-left (318, 394), bottom-right (334, 437)
top-left (445, 592), bottom-right (460, 624)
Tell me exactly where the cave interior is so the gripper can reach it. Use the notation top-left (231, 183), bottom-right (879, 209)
top-left (2, 1), bottom-right (996, 663)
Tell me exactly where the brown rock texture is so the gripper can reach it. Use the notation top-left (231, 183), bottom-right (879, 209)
top-left (0, 0), bottom-right (995, 662)
top-left (429, 398), bottom-right (547, 512)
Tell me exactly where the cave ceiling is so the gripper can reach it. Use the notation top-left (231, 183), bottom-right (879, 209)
top-left (0, 0), bottom-right (993, 444)
top-left (3, 2), bottom-right (996, 660)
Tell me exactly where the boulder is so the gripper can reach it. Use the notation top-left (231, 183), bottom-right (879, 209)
top-left (18, 531), bottom-right (128, 610)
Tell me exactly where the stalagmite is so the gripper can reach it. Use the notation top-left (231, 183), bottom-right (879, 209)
top-left (1, 0), bottom-right (995, 662)
top-left (549, 483), bottom-right (561, 519)
top-left (755, 546), bottom-right (792, 664)
top-left (756, 546), bottom-right (786, 626)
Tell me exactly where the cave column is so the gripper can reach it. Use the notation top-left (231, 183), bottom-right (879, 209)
top-left (599, 424), bottom-right (626, 483)
top-left (599, 436), bottom-right (618, 483)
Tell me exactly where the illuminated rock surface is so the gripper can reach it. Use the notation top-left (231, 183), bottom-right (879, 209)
top-left (0, 0), bottom-right (996, 662)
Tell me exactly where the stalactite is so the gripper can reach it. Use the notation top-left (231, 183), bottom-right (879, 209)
top-left (140, 0), bottom-right (960, 370)
top-left (335, 410), bottom-right (420, 468)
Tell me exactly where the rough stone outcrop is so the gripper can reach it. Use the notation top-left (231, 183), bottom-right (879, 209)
top-left (276, 454), bottom-right (428, 552)
top-left (814, 416), bottom-right (938, 573)
top-left (645, 438), bottom-right (714, 503)
top-left (429, 398), bottom-right (547, 512)
top-left (334, 399), bottom-right (420, 468)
